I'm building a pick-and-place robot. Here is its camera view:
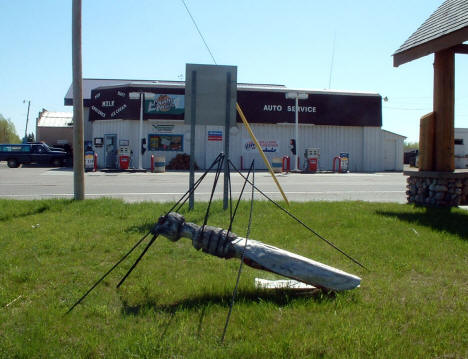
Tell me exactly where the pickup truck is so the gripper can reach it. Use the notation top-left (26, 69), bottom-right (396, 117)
top-left (0, 143), bottom-right (70, 168)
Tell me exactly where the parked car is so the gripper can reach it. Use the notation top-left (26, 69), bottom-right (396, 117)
top-left (0, 143), bottom-right (70, 168)
top-left (404, 149), bottom-right (419, 167)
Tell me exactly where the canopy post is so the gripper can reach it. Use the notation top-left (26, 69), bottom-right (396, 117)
top-left (433, 49), bottom-right (455, 172)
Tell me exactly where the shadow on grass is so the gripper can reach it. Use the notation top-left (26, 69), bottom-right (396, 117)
top-left (197, 305), bottom-right (207, 338)
top-left (376, 207), bottom-right (468, 240)
top-left (125, 222), bottom-right (155, 234)
top-left (120, 289), bottom-right (335, 317)
top-left (0, 203), bottom-right (52, 222)
top-left (0, 199), bottom-right (75, 222)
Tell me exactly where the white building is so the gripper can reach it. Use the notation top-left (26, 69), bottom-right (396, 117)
top-left (64, 79), bottom-right (405, 172)
top-left (36, 109), bottom-right (73, 149)
top-left (455, 128), bottom-right (468, 169)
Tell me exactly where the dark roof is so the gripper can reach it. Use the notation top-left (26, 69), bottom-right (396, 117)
top-left (393, 0), bottom-right (468, 67)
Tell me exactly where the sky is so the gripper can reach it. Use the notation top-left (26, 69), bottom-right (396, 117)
top-left (0, 0), bottom-right (467, 143)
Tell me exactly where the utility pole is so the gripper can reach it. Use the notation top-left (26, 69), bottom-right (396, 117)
top-left (72, 0), bottom-right (85, 200)
top-left (23, 100), bottom-right (30, 142)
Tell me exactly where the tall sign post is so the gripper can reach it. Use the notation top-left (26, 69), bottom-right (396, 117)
top-left (223, 72), bottom-right (233, 210)
top-left (138, 92), bottom-right (144, 170)
top-left (188, 70), bottom-right (197, 210)
top-left (184, 64), bottom-right (237, 210)
top-left (72, 0), bottom-right (84, 200)
top-left (285, 92), bottom-right (308, 171)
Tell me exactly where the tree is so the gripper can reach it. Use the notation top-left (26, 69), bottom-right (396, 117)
top-left (0, 114), bottom-right (21, 143)
top-left (404, 141), bottom-right (419, 151)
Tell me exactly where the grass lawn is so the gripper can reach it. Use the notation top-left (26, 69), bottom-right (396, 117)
top-left (0, 198), bottom-right (467, 358)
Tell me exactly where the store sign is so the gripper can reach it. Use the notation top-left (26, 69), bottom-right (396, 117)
top-left (236, 91), bottom-right (382, 127)
top-left (263, 104), bottom-right (317, 113)
top-left (145, 94), bottom-right (184, 115)
top-left (208, 130), bottom-right (223, 141)
top-left (151, 122), bottom-right (175, 133)
top-left (90, 88), bottom-right (134, 121)
top-left (243, 139), bottom-right (279, 153)
top-left (88, 85), bottom-right (381, 127)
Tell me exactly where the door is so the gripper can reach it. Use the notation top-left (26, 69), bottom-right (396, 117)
top-left (104, 134), bottom-right (118, 169)
top-left (30, 144), bottom-right (49, 164)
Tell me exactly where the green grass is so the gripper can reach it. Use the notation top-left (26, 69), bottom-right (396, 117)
top-left (0, 198), bottom-right (467, 358)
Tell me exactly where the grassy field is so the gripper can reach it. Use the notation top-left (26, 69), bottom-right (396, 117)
top-left (0, 198), bottom-right (467, 358)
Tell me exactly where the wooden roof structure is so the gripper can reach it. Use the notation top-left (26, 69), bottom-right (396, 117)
top-left (393, 0), bottom-right (468, 172)
top-left (393, 0), bottom-right (468, 67)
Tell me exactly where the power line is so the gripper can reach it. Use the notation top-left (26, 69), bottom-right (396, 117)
top-left (181, 0), bottom-right (217, 65)
top-left (383, 106), bottom-right (430, 111)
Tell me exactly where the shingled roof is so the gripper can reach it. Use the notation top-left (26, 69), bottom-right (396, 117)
top-left (393, 0), bottom-right (468, 67)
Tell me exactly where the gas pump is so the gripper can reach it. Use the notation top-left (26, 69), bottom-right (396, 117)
top-left (119, 140), bottom-right (130, 170)
top-left (304, 148), bottom-right (320, 172)
top-left (339, 152), bottom-right (349, 172)
top-left (333, 152), bottom-right (350, 173)
top-left (84, 141), bottom-right (95, 172)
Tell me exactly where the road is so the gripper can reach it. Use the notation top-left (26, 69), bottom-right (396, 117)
top-left (0, 164), bottom-right (408, 203)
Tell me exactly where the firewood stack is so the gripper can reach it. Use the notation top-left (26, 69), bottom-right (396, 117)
top-left (166, 153), bottom-right (199, 170)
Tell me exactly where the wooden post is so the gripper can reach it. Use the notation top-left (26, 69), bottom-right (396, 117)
top-left (433, 49), bottom-right (455, 172)
top-left (419, 112), bottom-right (435, 171)
top-left (72, 0), bottom-right (85, 199)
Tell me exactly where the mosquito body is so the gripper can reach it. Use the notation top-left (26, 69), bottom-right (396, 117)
top-left (67, 153), bottom-right (366, 336)
top-left (152, 212), bottom-right (361, 291)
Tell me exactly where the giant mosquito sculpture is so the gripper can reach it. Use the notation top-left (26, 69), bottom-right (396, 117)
top-left (67, 153), bottom-right (367, 341)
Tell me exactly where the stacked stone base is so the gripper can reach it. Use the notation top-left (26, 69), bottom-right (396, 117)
top-left (404, 170), bottom-right (468, 207)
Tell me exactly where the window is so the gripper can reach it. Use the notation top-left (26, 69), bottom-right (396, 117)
top-left (0, 145), bottom-right (30, 152)
top-left (148, 134), bottom-right (183, 152)
top-left (32, 145), bottom-right (45, 153)
top-left (455, 139), bottom-right (464, 145)
top-left (94, 137), bottom-right (104, 147)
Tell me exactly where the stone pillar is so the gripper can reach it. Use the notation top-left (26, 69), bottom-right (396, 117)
top-left (405, 171), bottom-right (468, 207)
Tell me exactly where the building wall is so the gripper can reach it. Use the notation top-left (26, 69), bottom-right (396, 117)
top-left (455, 128), bottom-right (468, 169)
top-left (36, 127), bottom-right (73, 147)
top-left (382, 131), bottom-right (405, 171)
top-left (84, 107), bottom-right (92, 142)
top-left (88, 119), bottom-right (404, 172)
top-left (92, 119), bottom-right (139, 168)
top-left (362, 127), bottom-right (382, 172)
top-left (242, 123), bottom-right (368, 172)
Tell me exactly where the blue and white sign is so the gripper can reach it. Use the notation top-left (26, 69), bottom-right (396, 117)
top-left (242, 139), bottom-right (279, 153)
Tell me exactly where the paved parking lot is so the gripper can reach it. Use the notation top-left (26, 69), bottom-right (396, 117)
top-left (0, 163), bottom-right (408, 203)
